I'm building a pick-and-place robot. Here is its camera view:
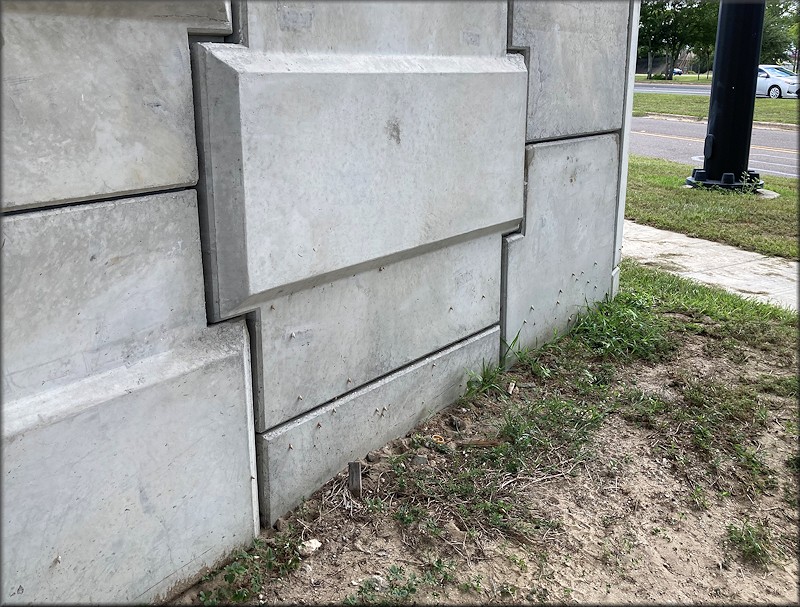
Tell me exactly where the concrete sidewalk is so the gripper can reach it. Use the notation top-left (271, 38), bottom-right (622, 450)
top-left (621, 220), bottom-right (798, 312)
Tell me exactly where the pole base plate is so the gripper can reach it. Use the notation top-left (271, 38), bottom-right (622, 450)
top-left (685, 168), bottom-right (764, 190)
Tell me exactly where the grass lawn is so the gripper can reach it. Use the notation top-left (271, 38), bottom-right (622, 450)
top-left (626, 155), bottom-right (799, 260)
top-left (633, 92), bottom-right (799, 125)
top-left (635, 74), bottom-right (713, 85)
top-left (181, 261), bottom-right (798, 606)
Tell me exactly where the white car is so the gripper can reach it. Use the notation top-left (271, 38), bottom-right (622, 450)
top-left (756, 65), bottom-right (798, 99)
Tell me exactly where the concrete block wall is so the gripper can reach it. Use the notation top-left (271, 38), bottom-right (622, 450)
top-left (502, 0), bottom-right (640, 353)
top-left (192, 1), bottom-right (529, 527)
top-left (1, 3), bottom-right (257, 604)
top-left (1, 1), bottom-right (639, 602)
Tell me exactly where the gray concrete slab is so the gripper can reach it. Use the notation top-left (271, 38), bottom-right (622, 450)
top-left (152, 1), bottom-right (232, 34)
top-left (256, 326), bottom-right (499, 525)
top-left (239, 1), bottom-right (506, 55)
top-left (194, 44), bottom-right (526, 320)
top-left (0, 2), bottom-right (229, 210)
top-left (621, 220), bottom-right (798, 311)
top-left (612, 0), bottom-right (641, 277)
top-left (510, 0), bottom-right (631, 141)
top-left (503, 134), bottom-right (620, 352)
top-left (252, 233), bottom-right (502, 432)
top-left (2, 322), bottom-right (257, 605)
top-left (1, 191), bottom-right (206, 403)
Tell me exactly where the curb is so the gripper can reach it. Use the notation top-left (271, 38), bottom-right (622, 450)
top-left (641, 112), bottom-right (798, 132)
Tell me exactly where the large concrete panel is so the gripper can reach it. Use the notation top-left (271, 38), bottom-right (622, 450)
top-left (239, 1), bottom-right (506, 56)
top-left (1, 191), bottom-right (205, 403)
top-left (1, 322), bottom-right (257, 605)
top-left (510, 1), bottom-right (631, 141)
top-left (613, 0), bottom-right (641, 284)
top-left (251, 233), bottom-right (502, 431)
top-left (194, 44), bottom-right (526, 319)
top-left (502, 135), bottom-right (620, 352)
top-left (0, 2), bottom-right (225, 210)
top-left (256, 326), bottom-right (500, 525)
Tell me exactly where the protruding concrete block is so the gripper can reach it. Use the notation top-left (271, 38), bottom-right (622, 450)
top-left (1, 2), bottom-right (227, 210)
top-left (510, 1), bottom-right (631, 141)
top-left (256, 326), bottom-right (499, 525)
top-left (1, 322), bottom-right (257, 605)
top-left (1, 191), bottom-right (206, 402)
top-left (239, 1), bottom-right (506, 55)
top-left (251, 233), bottom-right (502, 431)
top-left (502, 135), bottom-right (620, 351)
top-left (194, 43), bottom-right (526, 319)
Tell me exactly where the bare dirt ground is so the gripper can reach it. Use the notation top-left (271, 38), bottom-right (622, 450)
top-left (174, 294), bottom-right (798, 606)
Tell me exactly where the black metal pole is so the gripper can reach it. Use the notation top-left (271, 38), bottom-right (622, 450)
top-left (687, 0), bottom-right (765, 190)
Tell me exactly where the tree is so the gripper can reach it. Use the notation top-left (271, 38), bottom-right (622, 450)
top-left (789, 21), bottom-right (799, 71)
top-left (687, 1), bottom-right (718, 78)
top-left (638, 0), bottom-right (711, 80)
top-left (760, 0), bottom-right (796, 64)
top-left (639, 0), bottom-right (668, 79)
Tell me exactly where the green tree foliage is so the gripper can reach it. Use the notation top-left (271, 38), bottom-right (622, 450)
top-left (638, 0), bottom-right (669, 78)
top-left (638, 1), bottom-right (798, 78)
top-left (638, 0), bottom-right (716, 79)
top-left (687, 1), bottom-right (718, 76)
top-left (759, 1), bottom-right (797, 65)
top-left (789, 21), bottom-right (799, 71)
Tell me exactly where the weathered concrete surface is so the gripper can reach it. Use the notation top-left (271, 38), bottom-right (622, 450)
top-left (151, 1), bottom-right (232, 34)
top-left (612, 0), bottom-right (641, 292)
top-left (2, 322), bottom-right (257, 605)
top-left (256, 326), bottom-right (499, 525)
top-left (239, 1), bottom-right (506, 55)
top-left (251, 233), bottom-right (502, 431)
top-left (503, 135), bottom-right (620, 352)
top-left (0, 2), bottom-right (230, 211)
top-left (194, 44), bottom-right (526, 319)
top-left (622, 220), bottom-right (799, 311)
top-left (1, 192), bottom-right (206, 402)
top-left (510, 1), bottom-right (631, 141)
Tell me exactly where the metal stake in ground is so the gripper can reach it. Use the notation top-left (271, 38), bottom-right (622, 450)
top-left (686, 0), bottom-right (765, 190)
top-left (348, 461), bottom-right (362, 498)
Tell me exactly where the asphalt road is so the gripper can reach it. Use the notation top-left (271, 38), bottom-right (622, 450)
top-left (634, 82), bottom-right (711, 96)
top-left (629, 116), bottom-right (799, 179)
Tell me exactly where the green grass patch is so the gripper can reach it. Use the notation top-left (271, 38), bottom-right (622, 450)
top-left (570, 289), bottom-right (675, 362)
top-left (619, 260), bottom-right (797, 356)
top-left (635, 74), bottom-right (712, 84)
top-left (633, 92), bottom-right (799, 124)
top-left (626, 155), bottom-right (799, 259)
top-left (753, 374), bottom-right (798, 397)
top-left (726, 519), bottom-right (776, 567)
